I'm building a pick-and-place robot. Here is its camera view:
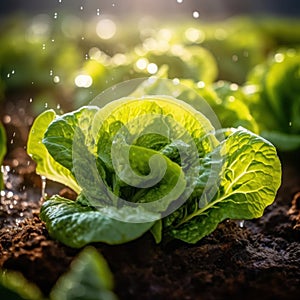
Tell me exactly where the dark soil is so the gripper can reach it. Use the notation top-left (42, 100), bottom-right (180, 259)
top-left (0, 97), bottom-right (300, 300)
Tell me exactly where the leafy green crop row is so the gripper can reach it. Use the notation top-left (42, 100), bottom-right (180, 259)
top-left (1, 16), bottom-right (299, 149)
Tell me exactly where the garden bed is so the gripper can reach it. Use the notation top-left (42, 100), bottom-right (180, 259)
top-left (0, 97), bottom-right (299, 300)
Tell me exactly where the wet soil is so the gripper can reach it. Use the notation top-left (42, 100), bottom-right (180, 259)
top-left (0, 98), bottom-right (300, 300)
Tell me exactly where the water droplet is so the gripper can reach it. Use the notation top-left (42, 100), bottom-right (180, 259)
top-left (80, 5), bottom-right (84, 10)
top-left (57, 104), bottom-right (61, 109)
top-left (54, 12), bottom-right (58, 19)
top-left (274, 53), bottom-right (284, 63)
top-left (238, 220), bottom-right (245, 228)
top-left (193, 11), bottom-right (200, 18)
top-left (75, 74), bottom-right (93, 88)
top-left (41, 176), bottom-right (47, 199)
top-left (177, 0), bottom-right (183, 3)
top-left (50, 70), bottom-right (53, 76)
top-left (197, 81), bottom-right (205, 88)
top-left (10, 139), bottom-right (14, 144)
top-left (29, 98), bottom-right (33, 103)
top-left (11, 70), bottom-right (15, 74)
top-left (232, 54), bottom-right (238, 62)
top-left (81, 36), bottom-right (85, 40)
top-left (1, 166), bottom-right (10, 188)
top-left (3, 115), bottom-right (11, 124)
top-left (230, 83), bottom-right (239, 91)
top-left (289, 121), bottom-right (292, 127)
top-left (58, 0), bottom-right (62, 3)
top-left (96, 19), bottom-right (117, 39)
top-left (53, 75), bottom-right (60, 83)
top-left (45, 102), bottom-right (48, 108)
top-left (7, 191), bottom-right (14, 199)
top-left (112, 3), bottom-right (115, 7)
top-left (42, 43), bottom-right (46, 50)
top-left (136, 58), bottom-right (148, 70)
top-left (185, 27), bottom-right (205, 43)
top-left (51, 39), bottom-right (55, 42)
top-left (172, 78), bottom-right (180, 85)
top-left (147, 63), bottom-right (158, 74)
top-left (7, 73), bottom-right (10, 78)
top-left (85, 54), bottom-right (89, 60)
top-left (97, 8), bottom-right (100, 16)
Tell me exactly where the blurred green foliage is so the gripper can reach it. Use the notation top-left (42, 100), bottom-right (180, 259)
top-left (0, 14), bottom-right (300, 150)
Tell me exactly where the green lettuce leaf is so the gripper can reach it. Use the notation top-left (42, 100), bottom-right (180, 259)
top-left (0, 269), bottom-right (43, 300)
top-left (27, 110), bottom-right (81, 194)
top-left (165, 128), bottom-right (281, 243)
top-left (51, 247), bottom-right (117, 300)
top-left (43, 106), bottom-right (99, 172)
top-left (0, 122), bottom-right (6, 190)
top-left (40, 196), bottom-right (154, 248)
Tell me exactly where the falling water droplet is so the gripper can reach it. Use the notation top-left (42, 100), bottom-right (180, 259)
top-left (29, 98), bottom-right (33, 103)
top-left (1, 165), bottom-right (10, 187)
top-left (7, 191), bottom-right (14, 199)
top-left (53, 75), bottom-right (60, 83)
top-left (80, 6), bottom-right (84, 10)
top-left (193, 11), bottom-right (200, 18)
top-left (54, 12), bottom-right (58, 19)
top-left (232, 54), bottom-right (238, 62)
top-left (41, 176), bottom-right (47, 199)
top-left (97, 8), bottom-right (100, 16)
top-left (239, 220), bottom-right (245, 228)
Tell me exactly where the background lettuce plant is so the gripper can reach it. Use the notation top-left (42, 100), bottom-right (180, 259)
top-left (0, 247), bottom-right (117, 300)
top-left (244, 49), bottom-right (300, 151)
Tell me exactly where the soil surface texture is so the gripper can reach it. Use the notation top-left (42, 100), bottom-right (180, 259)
top-left (0, 97), bottom-right (300, 300)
